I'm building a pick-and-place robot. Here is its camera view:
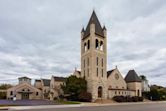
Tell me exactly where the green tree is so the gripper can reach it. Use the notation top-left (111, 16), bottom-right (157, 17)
top-left (0, 84), bottom-right (12, 89)
top-left (140, 75), bottom-right (147, 81)
top-left (61, 75), bottom-right (87, 101)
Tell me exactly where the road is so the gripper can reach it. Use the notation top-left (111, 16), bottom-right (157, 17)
top-left (10, 102), bottom-right (166, 111)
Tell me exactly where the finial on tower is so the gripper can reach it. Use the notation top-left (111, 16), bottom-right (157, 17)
top-left (81, 27), bottom-right (85, 32)
top-left (75, 67), bottom-right (77, 71)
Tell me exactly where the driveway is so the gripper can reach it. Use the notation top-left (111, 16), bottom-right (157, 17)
top-left (0, 99), bottom-right (58, 106)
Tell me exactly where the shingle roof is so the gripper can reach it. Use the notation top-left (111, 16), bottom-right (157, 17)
top-left (42, 79), bottom-right (51, 86)
top-left (83, 11), bottom-right (105, 38)
top-left (125, 70), bottom-right (142, 83)
top-left (53, 76), bottom-right (66, 82)
top-left (107, 69), bottom-right (115, 78)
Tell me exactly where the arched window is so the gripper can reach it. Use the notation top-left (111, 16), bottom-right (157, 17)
top-left (100, 41), bottom-right (103, 51)
top-left (137, 90), bottom-right (140, 96)
top-left (98, 86), bottom-right (102, 98)
top-left (101, 58), bottom-right (103, 67)
top-left (87, 40), bottom-right (90, 49)
top-left (10, 91), bottom-right (13, 95)
top-left (95, 39), bottom-right (99, 49)
top-left (84, 59), bottom-right (85, 68)
top-left (96, 57), bottom-right (98, 66)
top-left (101, 69), bottom-right (103, 77)
top-left (87, 68), bottom-right (89, 77)
top-left (87, 57), bottom-right (89, 66)
top-left (36, 92), bottom-right (38, 96)
top-left (84, 43), bottom-right (87, 52)
top-left (97, 68), bottom-right (98, 77)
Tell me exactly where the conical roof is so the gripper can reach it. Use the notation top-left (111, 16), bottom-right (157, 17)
top-left (83, 11), bottom-right (104, 38)
top-left (125, 70), bottom-right (142, 83)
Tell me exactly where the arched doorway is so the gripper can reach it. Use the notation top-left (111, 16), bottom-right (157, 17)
top-left (137, 90), bottom-right (140, 97)
top-left (98, 86), bottom-right (102, 98)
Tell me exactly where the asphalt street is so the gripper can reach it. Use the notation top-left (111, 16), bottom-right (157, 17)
top-left (10, 102), bottom-right (166, 111)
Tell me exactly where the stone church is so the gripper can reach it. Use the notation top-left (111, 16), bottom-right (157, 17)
top-left (6, 11), bottom-right (142, 101)
top-left (74, 11), bottom-right (142, 101)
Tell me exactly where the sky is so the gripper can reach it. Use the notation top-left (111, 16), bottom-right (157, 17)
top-left (0, 0), bottom-right (166, 86)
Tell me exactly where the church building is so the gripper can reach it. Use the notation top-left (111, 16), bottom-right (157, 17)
top-left (6, 11), bottom-right (142, 101)
top-left (74, 11), bottom-right (142, 101)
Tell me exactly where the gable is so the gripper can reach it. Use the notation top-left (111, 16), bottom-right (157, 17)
top-left (107, 68), bottom-right (127, 89)
top-left (8, 82), bottom-right (41, 93)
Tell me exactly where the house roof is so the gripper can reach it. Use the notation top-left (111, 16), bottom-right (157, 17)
top-left (53, 76), bottom-right (66, 82)
top-left (125, 70), bottom-right (142, 83)
top-left (35, 79), bottom-right (41, 82)
top-left (42, 79), bottom-right (51, 86)
top-left (107, 69), bottom-right (115, 78)
top-left (83, 11), bottom-right (105, 38)
top-left (18, 76), bottom-right (31, 80)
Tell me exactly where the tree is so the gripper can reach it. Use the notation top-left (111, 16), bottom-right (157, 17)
top-left (0, 84), bottom-right (12, 99)
top-left (61, 75), bottom-right (87, 101)
top-left (0, 84), bottom-right (12, 89)
top-left (140, 75), bottom-right (147, 81)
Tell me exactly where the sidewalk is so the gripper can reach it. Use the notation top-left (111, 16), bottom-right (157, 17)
top-left (1, 101), bottom-right (166, 110)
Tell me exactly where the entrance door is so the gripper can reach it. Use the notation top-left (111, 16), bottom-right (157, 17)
top-left (98, 86), bottom-right (102, 98)
top-left (137, 90), bottom-right (140, 97)
top-left (22, 93), bottom-right (29, 99)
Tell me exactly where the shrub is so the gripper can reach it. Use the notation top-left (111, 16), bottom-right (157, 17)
top-left (138, 97), bottom-right (144, 101)
top-left (78, 91), bottom-right (92, 102)
top-left (113, 96), bottom-right (125, 102)
top-left (132, 96), bottom-right (139, 102)
top-left (0, 92), bottom-right (6, 99)
top-left (113, 96), bottom-right (143, 102)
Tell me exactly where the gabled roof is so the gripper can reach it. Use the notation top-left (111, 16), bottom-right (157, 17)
top-left (83, 11), bottom-right (104, 38)
top-left (76, 70), bottom-right (81, 74)
top-left (7, 82), bottom-right (41, 92)
top-left (107, 69), bottom-right (115, 78)
top-left (42, 79), bottom-right (51, 86)
top-left (53, 76), bottom-right (66, 82)
top-left (125, 70), bottom-right (142, 83)
top-left (18, 76), bottom-right (31, 80)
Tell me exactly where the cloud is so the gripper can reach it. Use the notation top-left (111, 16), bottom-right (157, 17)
top-left (0, 0), bottom-right (166, 86)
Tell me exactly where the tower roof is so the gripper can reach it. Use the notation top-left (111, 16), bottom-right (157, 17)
top-left (83, 11), bottom-right (104, 38)
top-left (125, 70), bottom-right (142, 83)
top-left (42, 79), bottom-right (51, 86)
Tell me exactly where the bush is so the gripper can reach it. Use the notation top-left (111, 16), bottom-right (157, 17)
top-left (0, 92), bottom-right (6, 99)
top-left (113, 96), bottom-right (125, 102)
top-left (132, 96), bottom-right (139, 102)
top-left (78, 91), bottom-right (92, 102)
top-left (138, 97), bottom-right (144, 101)
top-left (113, 96), bottom-right (143, 102)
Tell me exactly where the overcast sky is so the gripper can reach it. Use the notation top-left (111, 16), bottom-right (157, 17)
top-left (0, 0), bottom-right (166, 86)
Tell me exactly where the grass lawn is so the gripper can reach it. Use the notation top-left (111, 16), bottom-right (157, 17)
top-left (0, 105), bottom-right (19, 107)
top-left (55, 100), bottom-right (81, 104)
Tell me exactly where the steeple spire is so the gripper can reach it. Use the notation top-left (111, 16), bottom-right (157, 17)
top-left (83, 11), bottom-right (105, 38)
top-left (81, 27), bottom-right (85, 32)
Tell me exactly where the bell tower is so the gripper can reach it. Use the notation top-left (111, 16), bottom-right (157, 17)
top-left (81, 11), bottom-right (108, 100)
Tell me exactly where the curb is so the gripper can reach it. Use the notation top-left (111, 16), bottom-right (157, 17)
top-left (5, 101), bottom-right (166, 110)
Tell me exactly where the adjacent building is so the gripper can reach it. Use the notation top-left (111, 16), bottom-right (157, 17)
top-left (7, 77), bottom-right (42, 100)
top-left (50, 76), bottom-right (66, 100)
